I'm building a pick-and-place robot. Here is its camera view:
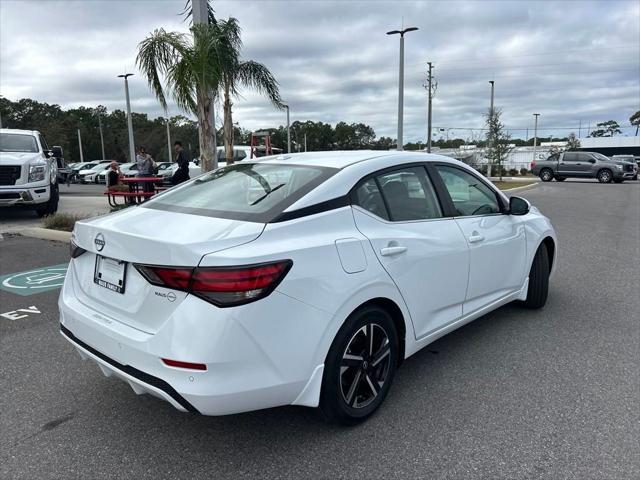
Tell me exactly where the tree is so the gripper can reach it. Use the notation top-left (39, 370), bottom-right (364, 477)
top-left (137, 21), bottom-right (238, 171)
top-left (565, 132), bottom-right (580, 150)
top-left (219, 44), bottom-right (283, 164)
top-left (630, 110), bottom-right (640, 136)
top-left (484, 107), bottom-right (514, 181)
top-left (588, 120), bottom-right (622, 137)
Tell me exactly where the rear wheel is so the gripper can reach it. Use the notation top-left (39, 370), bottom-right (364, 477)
top-left (320, 305), bottom-right (398, 425)
top-left (35, 183), bottom-right (59, 217)
top-left (597, 169), bottom-right (612, 183)
top-left (539, 169), bottom-right (553, 182)
top-left (520, 245), bottom-right (549, 309)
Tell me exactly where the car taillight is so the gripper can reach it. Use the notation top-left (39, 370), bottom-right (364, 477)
top-left (134, 260), bottom-right (292, 307)
top-left (531, 161), bottom-right (536, 169)
top-left (70, 239), bottom-right (87, 258)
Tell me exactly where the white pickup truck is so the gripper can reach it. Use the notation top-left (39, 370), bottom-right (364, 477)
top-left (0, 128), bottom-right (61, 216)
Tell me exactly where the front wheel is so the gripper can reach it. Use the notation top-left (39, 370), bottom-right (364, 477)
top-left (35, 183), bottom-right (59, 217)
top-left (597, 169), bottom-right (613, 183)
top-left (539, 169), bottom-right (554, 182)
top-left (520, 245), bottom-right (550, 309)
top-left (320, 305), bottom-right (398, 425)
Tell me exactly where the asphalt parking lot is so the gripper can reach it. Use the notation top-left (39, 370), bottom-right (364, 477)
top-left (1, 180), bottom-right (638, 479)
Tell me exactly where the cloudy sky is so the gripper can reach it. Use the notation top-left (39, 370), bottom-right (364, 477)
top-left (1, 0), bottom-right (639, 142)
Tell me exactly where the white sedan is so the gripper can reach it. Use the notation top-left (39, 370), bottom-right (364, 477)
top-left (60, 151), bottom-right (557, 424)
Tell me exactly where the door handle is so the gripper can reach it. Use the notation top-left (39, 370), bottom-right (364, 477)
top-left (468, 233), bottom-right (485, 244)
top-left (380, 246), bottom-right (407, 256)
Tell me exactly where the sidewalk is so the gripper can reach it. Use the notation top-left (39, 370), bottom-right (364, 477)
top-left (0, 195), bottom-right (109, 233)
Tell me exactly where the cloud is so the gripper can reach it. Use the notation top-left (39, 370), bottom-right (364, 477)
top-left (1, 0), bottom-right (638, 141)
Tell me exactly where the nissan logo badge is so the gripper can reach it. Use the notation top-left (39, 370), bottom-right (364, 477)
top-left (94, 233), bottom-right (105, 252)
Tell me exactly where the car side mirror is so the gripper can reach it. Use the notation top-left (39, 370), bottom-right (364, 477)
top-left (509, 196), bottom-right (530, 216)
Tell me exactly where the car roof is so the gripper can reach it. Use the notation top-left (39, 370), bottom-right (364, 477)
top-left (0, 128), bottom-right (39, 136)
top-left (254, 150), bottom-right (427, 169)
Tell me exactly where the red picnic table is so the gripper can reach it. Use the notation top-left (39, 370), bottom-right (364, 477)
top-left (104, 176), bottom-right (164, 207)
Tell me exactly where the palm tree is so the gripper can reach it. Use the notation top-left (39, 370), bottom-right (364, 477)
top-left (219, 53), bottom-right (284, 164)
top-left (136, 20), bottom-right (240, 171)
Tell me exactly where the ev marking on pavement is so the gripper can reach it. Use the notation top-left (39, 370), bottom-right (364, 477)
top-left (1, 306), bottom-right (41, 321)
top-left (0, 263), bottom-right (68, 296)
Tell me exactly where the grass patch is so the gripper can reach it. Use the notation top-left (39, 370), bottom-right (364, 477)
top-left (492, 181), bottom-right (538, 191)
top-left (42, 213), bottom-right (87, 232)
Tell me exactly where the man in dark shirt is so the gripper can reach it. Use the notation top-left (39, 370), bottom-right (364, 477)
top-left (171, 141), bottom-right (190, 185)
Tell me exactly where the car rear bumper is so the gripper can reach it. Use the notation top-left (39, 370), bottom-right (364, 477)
top-left (58, 260), bottom-right (330, 415)
top-left (0, 184), bottom-right (50, 206)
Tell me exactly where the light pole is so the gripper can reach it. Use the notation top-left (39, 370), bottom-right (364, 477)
top-left (533, 113), bottom-right (540, 163)
top-left (118, 73), bottom-right (135, 163)
top-left (284, 104), bottom-right (291, 153)
top-left (77, 129), bottom-right (84, 162)
top-left (97, 112), bottom-right (106, 160)
top-left (387, 26), bottom-right (418, 151)
top-left (487, 80), bottom-right (495, 177)
top-left (166, 118), bottom-right (172, 162)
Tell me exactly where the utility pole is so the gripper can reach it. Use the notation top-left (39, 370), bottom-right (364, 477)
top-left (166, 118), bottom-right (172, 162)
top-left (487, 80), bottom-right (495, 177)
top-left (97, 113), bottom-right (106, 160)
top-left (193, 0), bottom-right (216, 172)
top-left (77, 129), bottom-right (84, 162)
top-left (387, 26), bottom-right (418, 151)
top-left (533, 113), bottom-right (540, 163)
top-left (578, 119), bottom-right (582, 138)
top-left (304, 133), bottom-right (307, 152)
top-left (118, 73), bottom-right (135, 163)
top-left (284, 104), bottom-right (291, 153)
top-left (425, 62), bottom-right (437, 153)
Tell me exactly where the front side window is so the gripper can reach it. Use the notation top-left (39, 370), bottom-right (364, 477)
top-left (435, 165), bottom-right (501, 216)
top-left (353, 166), bottom-right (442, 221)
top-left (144, 163), bottom-right (337, 222)
top-left (0, 133), bottom-right (39, 153)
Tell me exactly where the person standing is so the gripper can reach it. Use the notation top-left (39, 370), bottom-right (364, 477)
top-left (136, 146), bottom-right (155, 193)
top-left (171, 141), bottom-right (190, 186)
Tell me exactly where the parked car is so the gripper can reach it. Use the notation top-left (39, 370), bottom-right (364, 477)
top-left (97, 163), bottom-right (138, 184)
top-left (531, 151), bottom-right (637, 183)
top-left (611, 155), bottom-right (638, 180)
top-left (0, 128), bottom-right (60, 216)
top-left (78, 162), bottom-right (111, 184)
top-left (61, 151), bottom-right (557, 424)
top-left (159, 161), bottom-right (202, 185)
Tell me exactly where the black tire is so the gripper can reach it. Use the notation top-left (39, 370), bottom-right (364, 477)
top-left (597, 169), bottom-right (613, 183)
top-left (539, 169), bottom-right (553, 182)
top-left (320, 305), bottom-right (398, 425)
top-left (35, 183), bottom-right (59, 217)
top-left (521, 245), bottom-right (550, 309)
top-left (632, 175), bottom-right (638, 181)
top-left (555, 176), bottom-right (566, 182)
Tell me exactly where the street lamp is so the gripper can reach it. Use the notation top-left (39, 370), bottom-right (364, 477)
top-left (118, 73), bottom-right (135, 163)
top-left (284, 104), bottom-right (291, 154)
top-left (387, 26), bottom-right (418, 151)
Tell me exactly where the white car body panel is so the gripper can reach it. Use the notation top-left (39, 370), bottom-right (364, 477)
top-left (59, 151), bottom-right (558, 416)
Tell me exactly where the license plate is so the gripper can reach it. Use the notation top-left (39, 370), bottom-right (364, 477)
top-left (94, 255), bottom-right (127, 294)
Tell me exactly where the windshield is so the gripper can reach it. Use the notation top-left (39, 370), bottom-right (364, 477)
top-left (144, 162), bottom-right (337, 222)
top-left (0, 133), bottom-right (39, 153)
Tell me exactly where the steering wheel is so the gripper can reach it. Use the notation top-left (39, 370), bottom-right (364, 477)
top-left (471, 204), bottom-right (493, 216)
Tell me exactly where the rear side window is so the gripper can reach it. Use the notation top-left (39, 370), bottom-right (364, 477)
top-left (353, 166), bottom-right (442, 221)
top-left (563, 152), bottom-right (578, 162)
top-left (144, 163), bottom-right (337, 222)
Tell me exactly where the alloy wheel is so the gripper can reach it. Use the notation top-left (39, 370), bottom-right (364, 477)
top-left (340, 323), bottom-right (391, 409)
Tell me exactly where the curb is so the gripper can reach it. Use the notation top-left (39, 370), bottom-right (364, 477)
top-left (17, 227), bottom-right (72, 243)
top-left (501, 183), bottom-right (540, 193)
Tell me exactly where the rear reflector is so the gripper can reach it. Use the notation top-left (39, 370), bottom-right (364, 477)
top-left (161, 358), bottom-right (207, 371)
top-left (135, 260), bottom-right (292, 307)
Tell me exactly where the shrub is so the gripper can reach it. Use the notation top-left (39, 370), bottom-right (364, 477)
top-left (42, 213), bottom-right (86, 232)
top-left (508, 168), bottom-right (519, 176)
top-left (520, 168), bottom-right (529, 176)
top-left (477, 165), bottom-right (488, 175)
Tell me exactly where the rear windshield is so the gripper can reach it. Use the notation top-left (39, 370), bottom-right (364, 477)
top-left (0, 133), bottom-right (39, 153)
top-left (143, 162), bottom-right (338, 222)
